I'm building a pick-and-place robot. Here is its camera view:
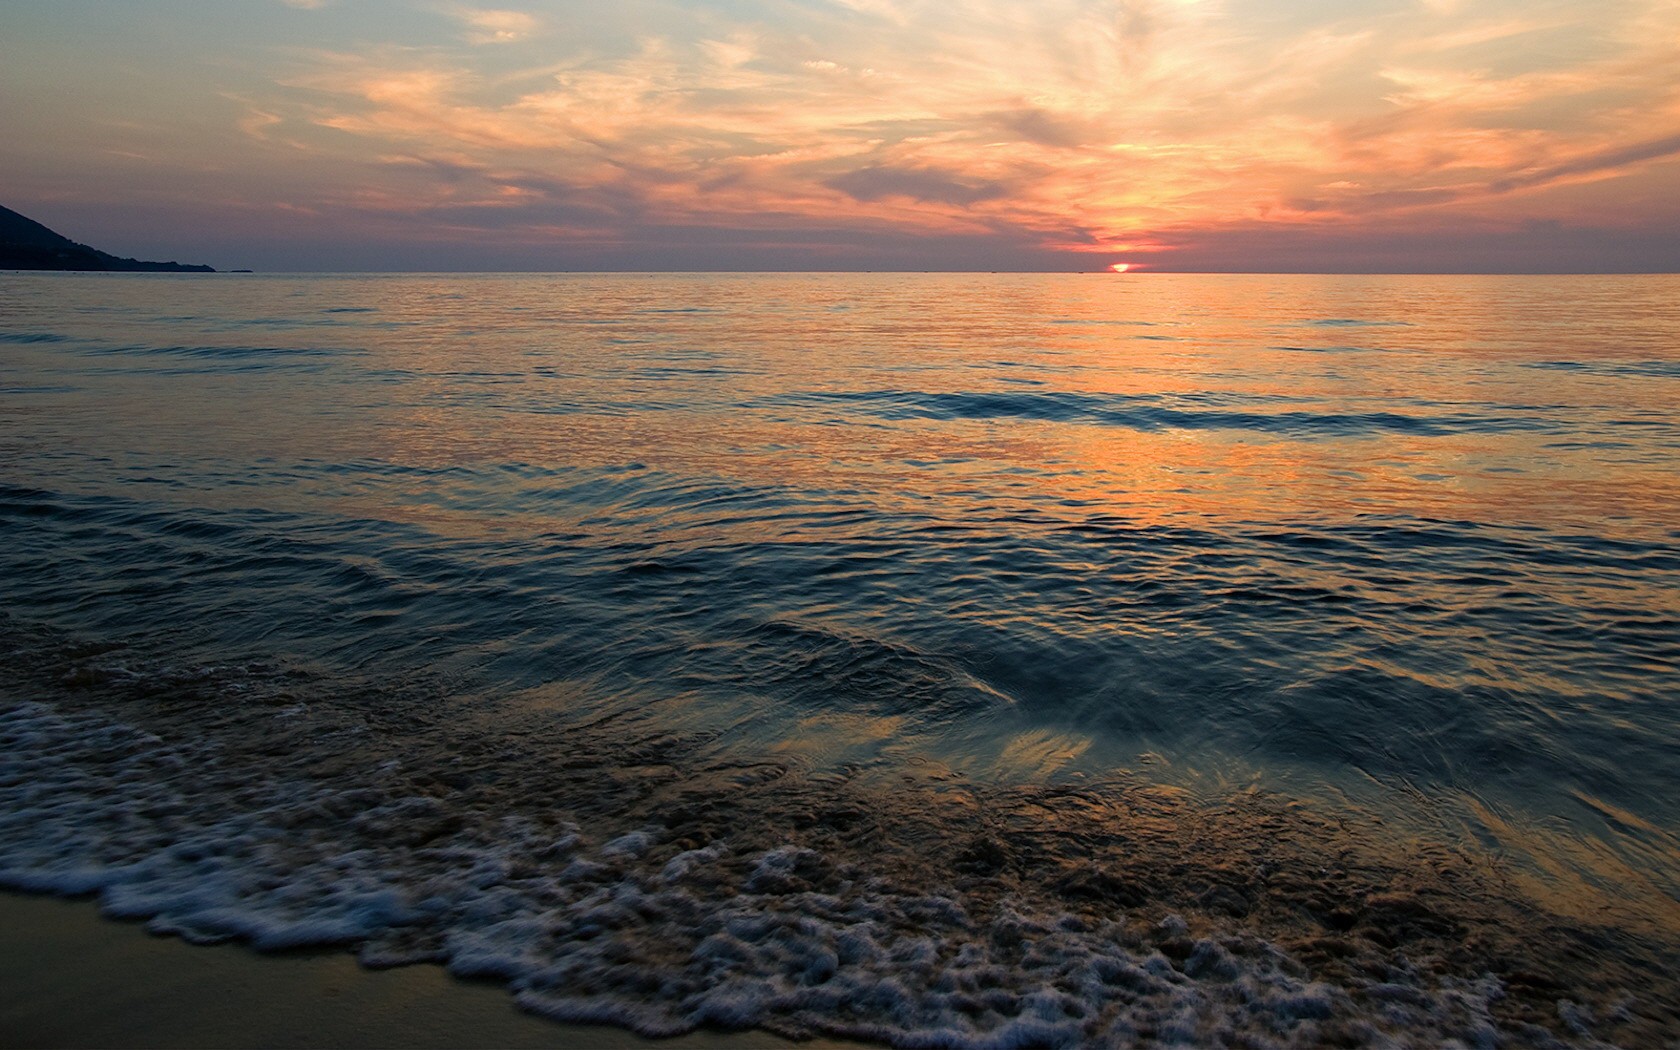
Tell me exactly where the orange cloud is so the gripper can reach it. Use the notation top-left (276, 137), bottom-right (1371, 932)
top-left (93, 0), bottom-right (1680, 267)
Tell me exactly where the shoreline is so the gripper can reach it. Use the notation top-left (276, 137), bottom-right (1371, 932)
top-left (4, 616), bottom-right (1678, 1046)
top-left (0, 891), bottom-right (849, 1049)
top-left (4, 633), bottom-right (1679, 1046)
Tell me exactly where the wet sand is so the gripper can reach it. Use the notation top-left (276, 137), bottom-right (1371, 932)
top-left (0, 892), bottom-right (846, 1049)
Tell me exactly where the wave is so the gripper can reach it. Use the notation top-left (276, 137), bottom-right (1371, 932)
top-left (88, 343), bottom-right (357, 360)
top-left (754, 389), bottom-right (1566, 437)
top-left (1297, 319), bottom-right (1413, 328)
top-left (0, 331), bottom-right (73, 344)
top-left (3, 628), bottom-right (1674, 1047)
top-left (3, 478), bottom-right (1675, 809)
top-left (1525, 360), bottom-right (1680, 379)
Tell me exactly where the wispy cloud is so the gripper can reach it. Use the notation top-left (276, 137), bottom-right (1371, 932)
top-left (449, 6), bottom-right (539, 45)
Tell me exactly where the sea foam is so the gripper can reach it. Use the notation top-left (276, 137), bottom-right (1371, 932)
top-left (0, 687), bottom-right (1566, 1048)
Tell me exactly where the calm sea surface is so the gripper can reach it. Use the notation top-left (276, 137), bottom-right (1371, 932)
top-left (2, 273), bottom-right (1677, 1045)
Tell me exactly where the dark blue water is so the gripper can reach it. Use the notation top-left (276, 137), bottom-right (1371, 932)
top-left (2, 272), bottom-right (1677, 1046)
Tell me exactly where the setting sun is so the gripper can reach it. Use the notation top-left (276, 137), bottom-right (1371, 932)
top-left (1109, 263), bottom-right (1131, 274)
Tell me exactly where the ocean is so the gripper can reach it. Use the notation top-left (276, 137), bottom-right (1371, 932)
top-left (2, 271), bottom-right (1677, 1045)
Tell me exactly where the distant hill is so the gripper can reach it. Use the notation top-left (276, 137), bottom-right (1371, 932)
top-left (1, 204), bottom-right (215, 272)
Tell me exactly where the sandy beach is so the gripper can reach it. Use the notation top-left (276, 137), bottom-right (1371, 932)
top-left (0, 892), bottom-right (851, 1049)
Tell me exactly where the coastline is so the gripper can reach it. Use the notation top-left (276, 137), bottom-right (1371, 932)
top-left (3, 607), bottom-right (1678, 1046)
top-left (0, 891), bottom-right (847, 1049)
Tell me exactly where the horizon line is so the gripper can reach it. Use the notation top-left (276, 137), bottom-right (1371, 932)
top-left (11, 268), bottom-right (1680, 277)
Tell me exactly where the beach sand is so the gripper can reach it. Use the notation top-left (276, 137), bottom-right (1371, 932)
top-left (0, 892), bottom-right (848, 1049)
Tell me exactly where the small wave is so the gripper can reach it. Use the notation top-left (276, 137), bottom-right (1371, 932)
top-left (0, 331), bottom-right (72, 344)
top-left (1046, 319), bottom-right (1158, 327)
top-left (1298, 319), bottom-right (1412, 328)
top-left (1525, 360), bottom-right (1680, 379)
top-left (628, 366), bottom-right (761, 380)
top-left (761, 390), bottom-right (1557, 437)
top-left (681, 617), bottom-right (1013, 720)
top-left (88, 343), bottom-right (354, 360)
top-left (1269, 345), bottom-right (1382, 354)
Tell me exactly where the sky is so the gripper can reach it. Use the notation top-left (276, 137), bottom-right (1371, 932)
top-left (2, 0), bottom-right (1678, 271)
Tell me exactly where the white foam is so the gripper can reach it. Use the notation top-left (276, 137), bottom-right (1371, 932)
top-left (0, 698), bottom-right (1520, 1047)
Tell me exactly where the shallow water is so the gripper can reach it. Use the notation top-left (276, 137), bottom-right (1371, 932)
top-left (2, 272), bottom-right (1677, 1045)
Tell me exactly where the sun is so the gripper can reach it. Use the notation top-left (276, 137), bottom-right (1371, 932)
top-left (1108, 262), bottom-right (1131, 273)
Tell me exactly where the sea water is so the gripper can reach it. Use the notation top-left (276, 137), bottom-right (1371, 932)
top-left (2, 272), bottom-right (1677, 1045)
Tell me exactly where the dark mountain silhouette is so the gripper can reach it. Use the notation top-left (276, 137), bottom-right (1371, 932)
top-left (1, 204), bottom-right (215, 272)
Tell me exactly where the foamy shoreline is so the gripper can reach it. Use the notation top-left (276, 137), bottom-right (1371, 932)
top-left (4, 620), bottom-right (1676, 1048)
top-left (0, 891), bottom-right (844, 1049)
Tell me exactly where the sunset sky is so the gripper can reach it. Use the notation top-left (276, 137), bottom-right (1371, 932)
top-left (3, 0), bottom-right (1678, 271)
